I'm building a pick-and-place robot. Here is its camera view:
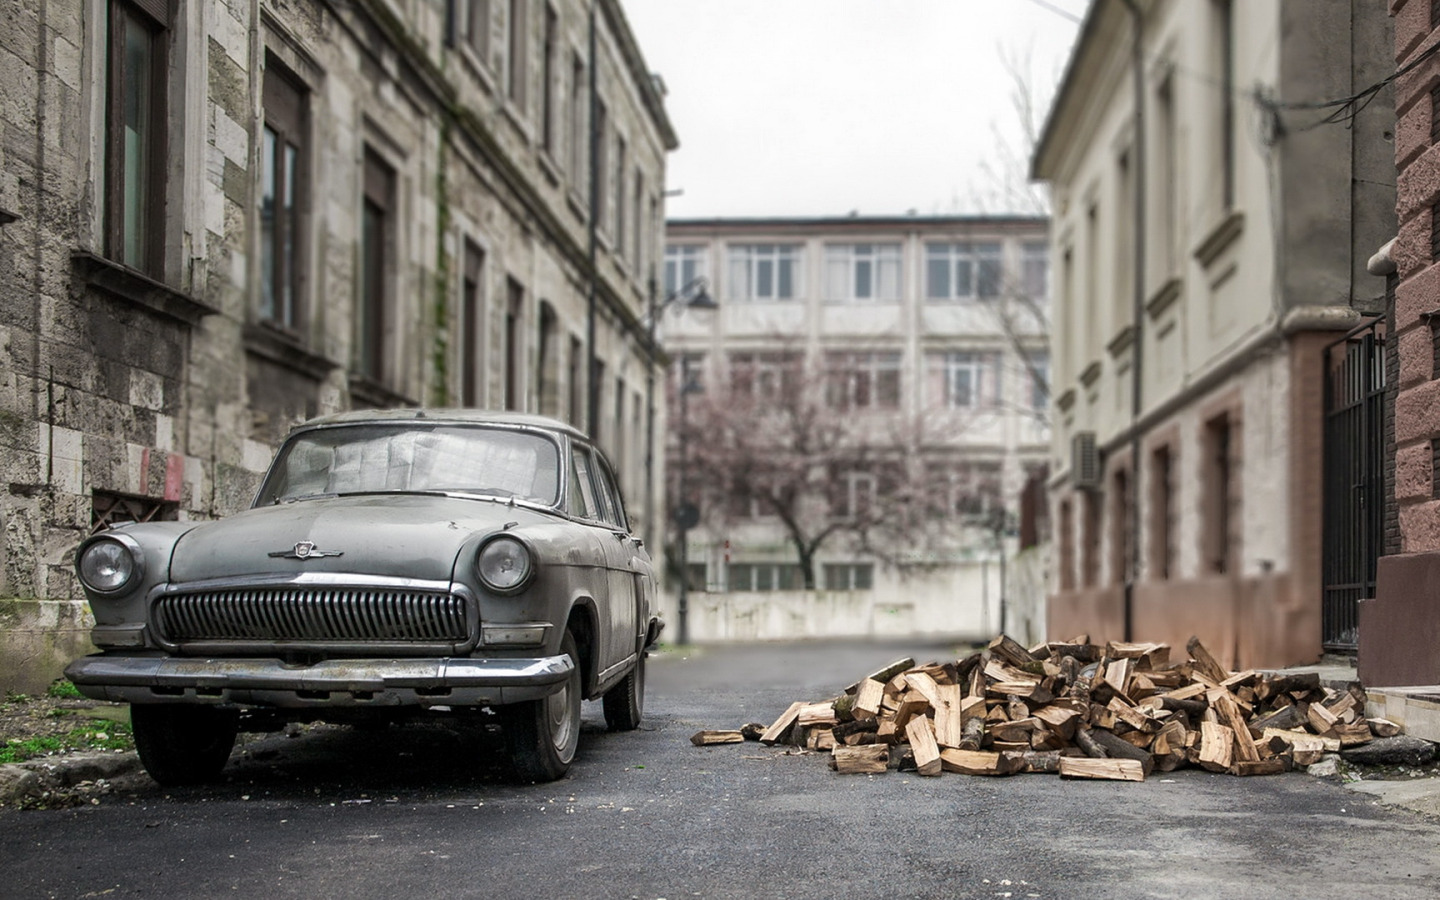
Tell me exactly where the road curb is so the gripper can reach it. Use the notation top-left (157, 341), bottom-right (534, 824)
top-left (0, 751), bottom-right (144, 807)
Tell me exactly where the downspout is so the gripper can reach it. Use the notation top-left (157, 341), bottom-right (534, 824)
top-left (1119, 0), bottom-right (1146, 642)
top-left (585, 1), bottom-right (600, 437)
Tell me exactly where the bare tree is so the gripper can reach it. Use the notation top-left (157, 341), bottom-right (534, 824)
top-left (669, 347), bottom-right (1003, 590)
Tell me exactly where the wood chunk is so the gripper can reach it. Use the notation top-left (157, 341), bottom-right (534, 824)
top-left (852, 658), bottom-right (917, 692)
top-left (1209, 691), bottom-right (1260, 762)
top-left (831, 744), bottom-right (890, 774)
top-left (1033, 705), bottom-right (1081, 742)
top-left (939, 749), bottom-right (1006, 776)
top-left (989, 682), bottom-right (1054, 704)
top-left (1256, 671), bottom-right (1321, 701)
top-left (959, 714), bottom-right (986, 752)
top-left (906, 716), bottom-right (943, 777)
top-left (852, 679), bottom-right (885, 721)
top-left (1088, 728), bottom-right (1156, 775)
top-left (934, 683), bottom-right (965, 748)
top-left (1252, 702), bottom-right (1308, 733)
top-left (798, 701), bottom-right (839, 727)
top-left (1108, 697), bottom-right (1161, 734)
top-left (1105, 658), bottom-right (1133, 697)
top-left (904, 672), bottom-right (944, 708)
top-left (1307, 701), bottom-right (1340, 736)
top-left (989, 717), bottom-right (1039, 743)
top-left (893, 694), bottom-right (932, 733)
top-left (1367, 717), bottom-right (1402, 738)
top-left (1230, 758), bottom-right (1289, 777)
top-left (1199, 721), bottom-right (1235, 772)
top-left (760, 701), bottom-right (806, 745)
top-left (807, 728), bottom-right (837, 751)
top-left (1262, 728), bottom-right (1331, 765)
top-left (690, 730), bottom-right (745, 746)
top-left (1074, 726), bottom-right (1108, 759)
top-left (1163, 682), bottom-right (1209, 702)
top-left (1059, 757), bottom-right (1145, 782)
top-left (1334, 721), bottom-right (1374, 747)
top-left (988, 634), bottom-right (1038, 667)
top-left (1186, 636), bottom-right (1230, 684)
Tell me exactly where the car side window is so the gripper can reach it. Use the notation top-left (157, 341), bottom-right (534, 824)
top-left (592, 455), bottom-right (628, 531)
top-left (571, 447), bottom-right (603, 522)
top-left (567, 452), bottom-right (590, 517)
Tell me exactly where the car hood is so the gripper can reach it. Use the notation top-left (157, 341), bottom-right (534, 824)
top-left (168, 494), bottom-right (561, 584)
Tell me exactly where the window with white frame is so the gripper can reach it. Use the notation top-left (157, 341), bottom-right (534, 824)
top-left (831, 469), bottom-right (877, 520)
top-left (824, 243), bottom-right (901, 302)
top-left (926, 460), bottom-right (1001, 518)
top-left (727, 244), bottom-right (801, 301)
top-left (728, 562), bottom-right (802, 591)
top-left (729, 352), bottom-right (800, 401)
top-left (825, 352), bottom-right (901, 410)
top-left (1021, 242), bottom-right (1049, 300)
top-left (925, 242), bottom-right (1002, 301)
top-left (926, 351), bottom-right (997, 409)
top-left (665, 244), bottom-right (707, 297)
top-left (1027, 350), bottom-right (1050, 410)
top-left (823, 562), bottom-right (874, 591)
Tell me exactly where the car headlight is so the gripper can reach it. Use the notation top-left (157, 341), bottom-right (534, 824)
top-left (475, 536), bottom-right (534, 594)
top-left (77, 535), bottom-right (144, 595)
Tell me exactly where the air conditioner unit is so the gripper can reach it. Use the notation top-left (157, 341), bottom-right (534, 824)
top-left (1071, 431), bottom-right (1102, 491)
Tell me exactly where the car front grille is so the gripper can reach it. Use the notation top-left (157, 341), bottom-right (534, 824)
top-left (153, 586), bottom-right (473, 645)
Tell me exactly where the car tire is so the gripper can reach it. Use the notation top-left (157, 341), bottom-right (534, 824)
top-left (131, 704), bottom-right (239, 786)
top-left (601, 652), bottom-right (644, 731)
top-left (500, 629), bottom-right (581, 783)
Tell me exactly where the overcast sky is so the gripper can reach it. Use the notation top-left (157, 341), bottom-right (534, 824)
top-left (620, 0), bottom-right (1085, 220)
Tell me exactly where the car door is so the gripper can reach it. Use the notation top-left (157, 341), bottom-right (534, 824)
top-left (583, 448), bottom-right (641, 674)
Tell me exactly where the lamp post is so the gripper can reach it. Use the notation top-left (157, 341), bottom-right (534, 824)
top-left (641, 277), bottom-right (715, 645)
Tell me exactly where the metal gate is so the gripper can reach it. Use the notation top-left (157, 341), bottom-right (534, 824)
top-left (1321, 317), bottom-right (1386, 651)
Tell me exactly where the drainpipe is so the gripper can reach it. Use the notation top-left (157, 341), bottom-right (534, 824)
top-left (586, 2), bottom-right (600, 438)
top-left (1118, 0), bottom-right (1146, 642)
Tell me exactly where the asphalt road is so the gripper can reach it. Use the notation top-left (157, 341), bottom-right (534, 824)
top-left (4, 639), bottom-right (1440, 899)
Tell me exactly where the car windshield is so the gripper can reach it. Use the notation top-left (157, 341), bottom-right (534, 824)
top-left (254, 424), bottom-right (562, 507)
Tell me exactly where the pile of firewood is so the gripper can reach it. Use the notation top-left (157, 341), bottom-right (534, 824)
top-left (690, 635), bottom-right (1402, 782)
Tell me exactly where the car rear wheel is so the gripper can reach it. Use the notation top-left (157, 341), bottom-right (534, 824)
top-left (131, 704), bottom-right (239, 786)
top-left (500, 630), bottom-right (581, 783)
top-left (601, 652), bottom-right (644, 731)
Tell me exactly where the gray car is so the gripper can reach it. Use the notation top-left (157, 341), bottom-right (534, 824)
top-left (66, 410), bottom-right (660, 784)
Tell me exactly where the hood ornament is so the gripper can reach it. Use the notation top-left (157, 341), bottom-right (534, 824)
top-left (269, 541), bottom-right (344, 560)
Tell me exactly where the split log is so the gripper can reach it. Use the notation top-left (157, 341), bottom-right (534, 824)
top-left (852, 679), bottom-right (885, 721)
top-left (1307, 701), bottom-right (1340, 736)
top-left (1198, 721), bottom-right (1235, 772)
top-left (1033, 705), bottom-right (1081, 742)
top-left (1252, 702), bottom-right (1308, 733)
top-left (1005, 749), bottom-right (1063, 773)
top-left (831, 744), bottom-right (890, 774)
top-left (1367, 717), bottom-right (1402, 738)
top-left (1186, 636), bottom-right (1230, 684)
top-left (1256, 671), bottom-right (1321, 701)
top-left (959, 715), bottom-right (986, 752)
top-left (939, 749), bottom-right (1007, 776)
top-left (807, 729), bottom-right (837, 751)
top-left (988, 634), bottom-right (1038, 667)
top-left (989, 717), bottom-right (1039, 744)
top-left (906, 716), bottom-right (943, 777)
top-left (798, 701), bottom-right (839, 727)
top-left (1210, 691), bottom-right (1260, 762)
top-left (1230, 758), bottom-right (1288, 776)
top-left (904, 672), bottom-right (944, 708)
top-left (690, 730), bottom-right (745, 746)
top-left (760, 701), bottom-right (806, 745)
top-left (1334, 721), bottom-right (1374, 747)
top-left (1059, 757), bottom-right (1145, 782)
top-left (934, 684), bottom-right (965, 748)
top-left (1088, 728), bottom-right (1156, 776)
top-left (1074, 727), bottom-right (1108, 759)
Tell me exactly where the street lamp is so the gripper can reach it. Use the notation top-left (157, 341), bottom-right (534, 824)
top-left (642, 277), bottom-right (716, 646)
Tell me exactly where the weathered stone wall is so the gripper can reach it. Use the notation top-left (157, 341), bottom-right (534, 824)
top-left (0, 0), bottom-right (675, 691)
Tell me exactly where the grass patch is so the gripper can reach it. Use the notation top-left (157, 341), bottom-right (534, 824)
top-left (46, 680), bottom-right (83, 700)
top-left (0, 720), bottom-right (134, 765)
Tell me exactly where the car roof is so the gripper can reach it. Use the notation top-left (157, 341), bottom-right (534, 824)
top-left (289, 408), bottom-right (591, 442)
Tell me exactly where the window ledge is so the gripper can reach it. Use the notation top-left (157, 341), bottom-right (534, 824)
top-left (348, 373), bottom-right (417, 409)
top-left (1193, 210), bottom-right (1245, 269)
top-left (1145, 277), bottom-right (1182, 319)
top-left (1107, 326), bottom-right (1136, 359)
top-left (72, 250), bottom-right (216, 326)
top-left (1056, 388), bottom-right (1077, 413)
top-left (1079, 360), bottom-right (1103, 388)
top-left (243, 322), bottom-right (339, 381)
top-left (566, 189), bottom-right (589, 224)
top-left (538, 150), bottom-right (562, 188)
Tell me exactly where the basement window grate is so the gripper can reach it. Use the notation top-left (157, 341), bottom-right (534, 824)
top-left (91, 490), bottom-right (178, 534)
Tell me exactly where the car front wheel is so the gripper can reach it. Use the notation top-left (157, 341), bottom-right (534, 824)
top-left (131, 704), bottom-right (239, 786)
top-left (500, 630), bottom-right (582, 783)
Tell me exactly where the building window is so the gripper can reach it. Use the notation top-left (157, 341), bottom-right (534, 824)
top-left (105, 0), bottom-right (170, 277)
top-left (569, 53), bottom-right (585, 183)
top-left (729, 352), bottom-right (800, 401)
top-left (825, 352), bottom-right (900, 410)
top-left (1150, 444), bottom-right (1173, 580)
top-left (460, 0), bottom-right (492, 66)
top-left (613, 135), bottom-right (626, 254)
top-left (506, 0), bottom-right (528, 111)
top-left (1110, 467), bottom-right (1131, 587)
top-left (1433, 438), bottom-right (1440, 501)
top-left (665, 245), bottom-right (707, 296)
top-left (1203, 412), bottom-right (1235, 574)
top-left (1058, 499), bottom-right (1075, 591)
top-left (359, 148), bottom-right (396, 382)
top-left (729, 563), bottom-right (802, 592)
top-left (541, 4), bottom-right (557, 154)
top-left (925, 242), bottom-right (1001, 301)
top-left (1028, 351), bottom-right (1050, 411)
top-left (1214, 0), bottom-right (1235, 212)
top-left (927, 461), bottom-right (1001, 519)
top-left (727, 244), bottom-right (801, 301)
top-left (1021, 242), bottom-right (1049, 300)
top-left (1156, 72), bottom-right (1179, 274)
top-left (260, 60), bottom-right (308, 332)
top-left (824, 243), bottom-right (901, 302)
top-left (1431, 317), bottom-right (1440, 380)
top-left (568, 335), bottom-right (583, 425)
top-left (593, 99), bottom-right (608, 219)
top-left (926, 351), bottom-right (996, 410)
top-left (537, 301), bottom-right (558, 416)
top-left (1082, 490), bottom-right (1101, 588)
top-left (831, 469), bottom-right (877, 520)
top-left (461, 240), bottom-right (486, 407)
top-left (505, 278), bottom-right (525, 411)
top-left (823, 563), bottom-right (874, 591)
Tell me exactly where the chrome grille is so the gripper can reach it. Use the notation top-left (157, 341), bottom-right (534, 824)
top-left (154, 587), bottom-right (472, 644)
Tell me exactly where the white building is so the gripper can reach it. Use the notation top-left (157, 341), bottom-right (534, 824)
top-left (659, 217), bottom-right (1051, 643)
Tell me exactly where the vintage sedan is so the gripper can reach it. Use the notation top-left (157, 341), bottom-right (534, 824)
top-left (66, 410), bottom-right (660, 784)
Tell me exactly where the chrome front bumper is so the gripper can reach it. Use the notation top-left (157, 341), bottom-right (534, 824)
top-left (65, 653), bottom-right (574, 708)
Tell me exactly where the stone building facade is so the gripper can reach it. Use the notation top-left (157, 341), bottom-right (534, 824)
top-left (659, 216), bottom-right (1050, 642)
top-left (0, 0), bottom-right (675, 691)
top-left (1032, 0), bottom-right (1395, 670)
